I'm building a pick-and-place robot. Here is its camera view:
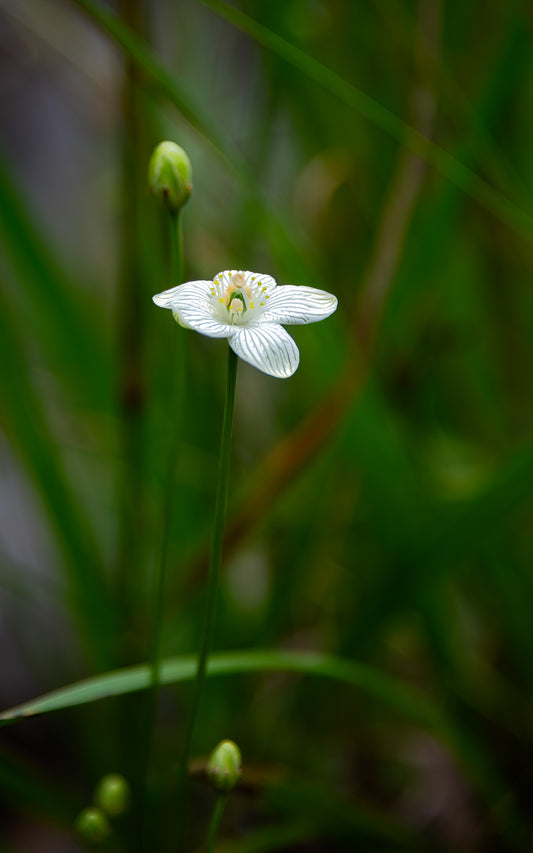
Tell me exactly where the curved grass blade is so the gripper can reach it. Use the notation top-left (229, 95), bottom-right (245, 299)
top-left (0, 288), bottom-right (114, 669)
top-left (197, 26), bottom-right (533, 583)
top-left (70, 0), bottom-right (226, 165)
top-left (70, 0), bottom-right (318, 278)
top-left (70, 0), bottom-right (533, 245)
top-left (0, 649), bottom-right (442, 732)
top-left (199, 0), bottom-right (533, 244)
top-left (0, 649), bottom-right (521, 835)
top-left (0, 145), bottom-right (111, 407)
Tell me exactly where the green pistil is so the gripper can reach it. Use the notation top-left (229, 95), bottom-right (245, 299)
top-left (228, 291), bottom-right (247, 313)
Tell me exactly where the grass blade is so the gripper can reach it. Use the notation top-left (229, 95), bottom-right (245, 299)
top-left (0, 145), bottom-right (111, 406)
top-left (199, 0), bottom-right (533, 244)
top-left (0, 288), bottom-right (114, 669)
top-left (0, 649), bottom-right (442, 732)
top-left (70, 0), bottom-right (533, 247)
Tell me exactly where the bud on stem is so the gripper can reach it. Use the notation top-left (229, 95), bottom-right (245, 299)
top-left (207, 739), bottom-right (242, 794)
top-left (148, 141), bottom-right (193, 214)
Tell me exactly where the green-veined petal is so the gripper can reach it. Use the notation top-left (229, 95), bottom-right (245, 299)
top-left (229, 325), bottom-right (299, 378)
top-left (153, 281), bottom-right (230, 337)
top-left (257, 285), bottom-right (337, 325)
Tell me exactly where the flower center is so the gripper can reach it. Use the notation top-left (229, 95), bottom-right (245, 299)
top-left (210, 271), bottom-right (271, 326)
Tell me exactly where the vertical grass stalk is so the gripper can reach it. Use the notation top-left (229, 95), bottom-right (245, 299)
top-left (140, 210), bottom-right (184, 845)
top-left (175, 346), bottom-right (238, 826)
top-left (148, 209), bottom-right (184, 695)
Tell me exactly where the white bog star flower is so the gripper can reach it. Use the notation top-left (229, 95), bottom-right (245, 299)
top-left (153, 270), bottom-right (338, 378)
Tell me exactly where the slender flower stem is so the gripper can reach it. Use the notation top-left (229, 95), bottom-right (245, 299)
top-left (149, 211), bottom-right (184, 692)
top-left (206, 795), bottom-right (228, 853)
top-left (169, 210), bottom-right (183, 288)
top-left (175, 346), bottom-right (238, 823)
top-left (140, 210), bottom-right (184, 846)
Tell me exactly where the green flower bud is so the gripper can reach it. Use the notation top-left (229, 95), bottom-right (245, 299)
top-left (207, 740), bottom-right (242, 794)
top-left (75, 807), bottom-right (111, 844)
top-left (94, 773), bottom-right (130, 816)
top-left (148, 141), bottom-right (192, 213)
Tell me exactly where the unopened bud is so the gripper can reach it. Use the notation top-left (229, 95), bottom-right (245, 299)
top-left (148, 141), bottom-right (192, 213)
top-left (94, 773), bottom-right (130, 816)
top-left (207, 739), bottom-right (242, 794)
top-left (75, 807), bottom-right (111, 844)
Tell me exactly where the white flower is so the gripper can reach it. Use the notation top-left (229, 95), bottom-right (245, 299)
top-left (153, 270), bottom-right (338, 378)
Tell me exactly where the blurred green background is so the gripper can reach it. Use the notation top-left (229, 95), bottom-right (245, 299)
top-left (1, 0), bottom-right (533, 850)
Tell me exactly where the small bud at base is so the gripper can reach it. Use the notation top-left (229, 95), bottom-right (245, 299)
top-left (75, 807), bottom-right (111, 844)
top-left (148, 141), bottom-right (193, 214)
top-left (207, 739), bottom-right (242, 794)
top-left (94, 773), bottom-right (130, 816)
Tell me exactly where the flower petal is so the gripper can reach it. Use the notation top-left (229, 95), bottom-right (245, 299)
top-left (153, 281), bottom-right (230, 337)
top-left (179, 313), bottom-right (230, 338)
top-left (256, 285), bottom-right (337, 325)
top-left (152, 279), bottom-right (212, 308)
top-left (229, 325), bottom-right (299, 378)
